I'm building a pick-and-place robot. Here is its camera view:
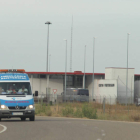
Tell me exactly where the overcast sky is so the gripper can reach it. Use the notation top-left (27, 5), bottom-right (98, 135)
top-left (0, 0), bottom-right (140, 73)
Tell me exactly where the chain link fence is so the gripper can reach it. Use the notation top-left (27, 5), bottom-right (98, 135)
top-left (34, 94), bottom-right (136, 105)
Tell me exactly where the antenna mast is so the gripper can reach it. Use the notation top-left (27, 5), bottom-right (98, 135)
top-left (70, 15), bottom-right (73, 72)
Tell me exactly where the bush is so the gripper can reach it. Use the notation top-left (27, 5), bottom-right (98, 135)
top-left (131, 114), bottom-right (140, 122)
top-left (45, 105), bottom-right (52, 116)
top-left (62, 106), bottom-right (74, 117)
top-left (82, 104), bottom-right (97, 119)
top-left (74, 108), bottom-right (83, 118)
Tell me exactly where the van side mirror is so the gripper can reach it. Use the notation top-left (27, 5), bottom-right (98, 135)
top-left (35, 91), bottom-right (38, 96)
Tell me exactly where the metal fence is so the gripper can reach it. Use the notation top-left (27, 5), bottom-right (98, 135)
top-left (34, 94), bottom-right (136, 105)
top-left (34, 94), bottom-right (140, 119)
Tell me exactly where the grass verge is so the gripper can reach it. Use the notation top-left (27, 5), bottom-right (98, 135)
top-left (35, 102), bottom-right (140, 122)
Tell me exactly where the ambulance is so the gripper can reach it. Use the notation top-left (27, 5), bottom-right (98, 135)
top-left (0, 69), bottom-right (36, 121)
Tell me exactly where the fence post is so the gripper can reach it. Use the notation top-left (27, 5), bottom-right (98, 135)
top-left (95, 95), bottom-right (97, 103)
top-left (109, 95), bottom-right (111, 105)
top-left (58, 102), bottom-right (59, 113)
top-left (128, 97), bottom-right (129, 115)
top-left (114, 94), bottom-right (117, 113)
top-left (103, 97), bottom-right (106, 114)
top-left (41, 92), bottom-right (43, 105)
top-left (100, 95), bottom-right (102, 109)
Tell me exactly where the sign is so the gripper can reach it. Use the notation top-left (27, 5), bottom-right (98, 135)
top-left (53, 89), bottom-right (57, 94)
top-left (0, 73), bottom-right (29, 81)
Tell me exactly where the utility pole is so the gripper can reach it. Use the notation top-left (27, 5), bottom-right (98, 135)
top-left (92, 37), bottom-right (96, 101)
top-left (70, 16), bottom-right (73, 72)
top-left (83, 45), bottom-right (86, 89)
top-left (126, 33), bottom-right (130, 106)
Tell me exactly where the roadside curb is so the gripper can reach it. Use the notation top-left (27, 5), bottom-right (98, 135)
top-left (36, 115), bottom-right (140, 124)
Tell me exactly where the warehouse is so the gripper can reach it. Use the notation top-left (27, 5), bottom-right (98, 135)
top-left (26, 67), bottom-right (137, 104)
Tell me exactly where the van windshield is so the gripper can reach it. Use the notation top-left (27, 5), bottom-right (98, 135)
top-left (0, 82), bottom-right (32, 95)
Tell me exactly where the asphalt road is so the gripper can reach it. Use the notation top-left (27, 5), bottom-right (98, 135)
top-left (0, 116), bottom-right (140, 140)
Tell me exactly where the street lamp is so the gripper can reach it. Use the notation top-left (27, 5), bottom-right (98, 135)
top-left (49, 54), bottom-right (51, 72)
top-left (45, 21), bottom-right (52, 96)
top-left (64, 39), bottom-right (67, 101)
top-left (126, 33), bottom-right (130, 106)
top-left (83, 45), bottom-right (86, 89)
top-left (45, 21), bottom-right (52, 72)
top-left (92, 37), bottom-right (96, 101)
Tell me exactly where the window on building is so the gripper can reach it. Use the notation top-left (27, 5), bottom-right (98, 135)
top-left (63, 75), bottom-right (84, 89)
top-left (33, 74), bottom-right (39, 78)
top-left (40, 74), bottom-right (46, 78)
top-left (49, 75), bottom-right (63, 79)
top-left (135, 76), bottom-right (140, 81)
top-left (63, 76), bottom-right (74, 89)
top-left (76, 76), bottom-right (83, 88)
top-left (67, 76), bottom-right (74, 87)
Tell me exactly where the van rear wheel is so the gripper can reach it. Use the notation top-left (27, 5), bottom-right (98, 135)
top-left (30, 116), bottom-right (35, 121)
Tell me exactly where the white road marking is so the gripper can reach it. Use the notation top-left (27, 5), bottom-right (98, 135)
top-left (102, 133), bottom-right (106, 136)
top-left (0, 124), bottom-right (7, 134)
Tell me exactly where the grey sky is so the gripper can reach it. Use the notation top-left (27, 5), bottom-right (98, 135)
top-left (0, 0), bottom-right (140, 73)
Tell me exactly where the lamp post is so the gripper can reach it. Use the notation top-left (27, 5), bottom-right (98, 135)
top-left (64, 39), bottom-right (67, 101)
top-left (45, 21), bottom-right (52, 72)
top-left (126, 33), bottom-right (130, 106)
top-left (49, 54), bottom-right (51, 72)
top-left (83, 45), bottom-right (86, 89)
top-left (45, 21), bottom-right (52, 96)
top-left (92, 37), bottom-right (96, 101)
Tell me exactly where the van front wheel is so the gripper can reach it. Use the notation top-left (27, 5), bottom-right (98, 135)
top-left (30, 116), bottom-right (35, 121)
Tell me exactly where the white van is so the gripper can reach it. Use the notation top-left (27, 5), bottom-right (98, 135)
top-left (0, 69), bottom-right (37, 121)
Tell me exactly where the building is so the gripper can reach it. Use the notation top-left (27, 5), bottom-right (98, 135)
top-left (26, 67), bottom-right (139, 104)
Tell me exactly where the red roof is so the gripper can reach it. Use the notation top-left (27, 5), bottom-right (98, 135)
top-left (25, 71), bottom-right (105, 76)
top-left (135, 74), bottom-right (140, 76)
top-left (25, 71), bottom-right (140, 76)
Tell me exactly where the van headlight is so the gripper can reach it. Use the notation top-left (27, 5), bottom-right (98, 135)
top-left (27, 105), bottom-right (34, 109)
top-left (0, 105), bottom-right (8, 110)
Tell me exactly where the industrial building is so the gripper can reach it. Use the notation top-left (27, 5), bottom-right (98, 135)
top-left (25, 67), bottom-right (140, 104)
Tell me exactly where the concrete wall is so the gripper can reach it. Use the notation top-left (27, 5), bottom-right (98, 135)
top-left (86, 75), bottom-right (117, 104)
top-left (30, 77), bottom-right (63, 96)
top-left (134, 80), bottom-right (140, 102)
top-left (86, 75), bottom-right (104, 95)
top-left (105, 68), bottom-right (134, 104)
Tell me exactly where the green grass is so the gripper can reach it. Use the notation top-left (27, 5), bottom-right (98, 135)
top-left (35, 102), bottom-right (140, 122)
top-left (35, 104), bottom-right (52, 116)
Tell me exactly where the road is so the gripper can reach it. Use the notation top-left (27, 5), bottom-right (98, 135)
top-left (0, 116), bottom-right (140, 140)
